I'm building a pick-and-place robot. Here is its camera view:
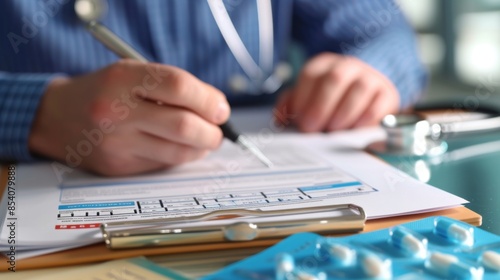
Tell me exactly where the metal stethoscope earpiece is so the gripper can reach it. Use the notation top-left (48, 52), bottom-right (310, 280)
top-left (367, 110), bottom-right (500, 158)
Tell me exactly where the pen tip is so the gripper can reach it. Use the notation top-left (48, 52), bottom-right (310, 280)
top-left (251, 148), bottom-right (274, 168)
top-left (261, 157), bottom-right (274, 168)
top-left (235, 136), bottom-right (274, 168)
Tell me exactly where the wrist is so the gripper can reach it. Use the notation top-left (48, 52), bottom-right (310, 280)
top-left (28, 76), bottom-right (71, 160)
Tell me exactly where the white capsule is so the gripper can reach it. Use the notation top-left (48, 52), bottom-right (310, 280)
top-left (426, 252), bottom-right (484, 279)
top-left (327, 244), bottom-right (356, 265)
top-left (361, 253), bottom-right (392, 279)
top-left (435, 218), bottom-right (474, 246)
top-left (293, 271), bottom-right (327, 280)
top-left (390, 227), bottom-right (427, 258)
top-left (276, 253), bottom-right (295, 273)
top-left (315, 240), bottom-right (356, 265)
top-left (275, 253), bottom-right (295, 280)
top-left (449, 224), bottom-right (473, 245)
top-left (402, 235), bottom-right (426, 257)
top-left (427, 252), bottom-right (458, 274)
top-left (481, 250), bottom-right (500, 272)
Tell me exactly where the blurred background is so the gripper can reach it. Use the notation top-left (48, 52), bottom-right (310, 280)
top-left (400, 0), bottom-right (500, 107)
top-left (390, 0), bottom-right (500, 235)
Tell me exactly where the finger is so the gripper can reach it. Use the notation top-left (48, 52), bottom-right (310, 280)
top-left (289, 53), bottom-right (339, 115)
top-left (138, 63), bottom-right (231, 124)
top-left (298, 61), bottom-right (361, 132)
top-left (352, 90), bottom-right (396, 128)
top-left (87, 151), bottom-right (167, 177)
top-left (326, 80), bottom-right (378, 131)
top-left (132, 132), bottom-right (209, 166)
top-left (134, 101), bottom-right (224, 150)
top-left (108, 157), bottom-right (166, 176)
top-left (273, 89), bottom-right (292, 126)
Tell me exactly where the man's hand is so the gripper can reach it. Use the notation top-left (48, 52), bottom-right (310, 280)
top-left (29, 60), bottom-right (230, 176)
top-left (275, 53), bottom-right (399, 132)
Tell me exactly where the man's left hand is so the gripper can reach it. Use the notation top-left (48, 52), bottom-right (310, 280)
top-left (274, 53), bottom-right (399, 132)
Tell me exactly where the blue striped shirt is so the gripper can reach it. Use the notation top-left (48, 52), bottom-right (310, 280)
top-left (0, 0), bottom-right (427, 162)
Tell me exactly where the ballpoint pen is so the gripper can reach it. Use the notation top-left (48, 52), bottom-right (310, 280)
top-left (74, 0), bottom-right (274, 167)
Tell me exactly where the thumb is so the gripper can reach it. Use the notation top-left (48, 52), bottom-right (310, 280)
top-left (273, 89), bottom-right (294, 126)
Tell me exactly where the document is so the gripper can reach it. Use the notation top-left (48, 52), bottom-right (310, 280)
top-left (0, 107), bottom-right (468, 259)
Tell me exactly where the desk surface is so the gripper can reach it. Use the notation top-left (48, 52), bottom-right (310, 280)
top-left (380, 129), bottom-right (500, 235)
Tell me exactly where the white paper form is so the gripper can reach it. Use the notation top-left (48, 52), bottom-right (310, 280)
top-left (1, 141), bottom-right (375, 247)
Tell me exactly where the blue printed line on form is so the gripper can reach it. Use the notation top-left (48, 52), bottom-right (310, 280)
top-left (58, 201), bottom-right (135, 210)
top-left (299, 182), bottom-right (362, 192)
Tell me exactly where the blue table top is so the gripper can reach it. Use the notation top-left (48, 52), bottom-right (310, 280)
top-left (380, 130), bottom-right (500, 235)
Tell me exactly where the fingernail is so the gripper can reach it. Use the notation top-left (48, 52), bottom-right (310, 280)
top-left (215, 101), bottom-right (230, 123)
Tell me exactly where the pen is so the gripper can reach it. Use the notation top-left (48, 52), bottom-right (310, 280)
top-left (75, 2), bottom-right (274, 167)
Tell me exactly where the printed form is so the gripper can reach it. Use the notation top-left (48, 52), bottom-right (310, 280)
top-left (59, 143), bottom-right (374, 212)
top-left (0, 129), bottom-right (468, 258)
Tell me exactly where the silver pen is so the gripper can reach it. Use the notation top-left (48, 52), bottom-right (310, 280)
top-left (75, 0), bottom-right (274, 167)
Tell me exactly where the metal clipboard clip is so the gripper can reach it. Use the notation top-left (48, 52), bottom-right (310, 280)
top-left (101, 204), bottom-right (366, 249)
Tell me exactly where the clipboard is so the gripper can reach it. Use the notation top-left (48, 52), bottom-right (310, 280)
top-left (101, 204), bottom-right (366, 249)
top-left (0, 167), bottom-right (482, 271)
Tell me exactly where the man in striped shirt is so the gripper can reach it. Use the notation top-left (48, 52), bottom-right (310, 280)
top-left (0, 0), bottom-right (427, 176)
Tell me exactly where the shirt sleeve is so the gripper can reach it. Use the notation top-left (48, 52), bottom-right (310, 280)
top-left (292, 0), bottom-right (428, 109)
top-left (0, 73), bottom-right (60, 162)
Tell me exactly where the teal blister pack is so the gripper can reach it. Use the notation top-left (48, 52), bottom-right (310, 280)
top-left (204, 217), bottom-right (500, 279)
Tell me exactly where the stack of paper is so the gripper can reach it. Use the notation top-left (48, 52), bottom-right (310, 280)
top-left (0, 108), bottom-right (467, 259)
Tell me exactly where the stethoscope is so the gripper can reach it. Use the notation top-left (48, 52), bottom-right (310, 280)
top-left (366, 108), bottom-right (500, 183)
top-left (74, 0), bottom-right (291, 95)
top-left (367, 106), bottom-right (500, 158)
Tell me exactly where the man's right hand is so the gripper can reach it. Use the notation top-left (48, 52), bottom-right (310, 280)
top-left (28, 60), bottom-right (231, 176)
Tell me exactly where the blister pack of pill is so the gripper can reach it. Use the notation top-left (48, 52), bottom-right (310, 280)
top-left (204, 217), bottom-right (500, 279)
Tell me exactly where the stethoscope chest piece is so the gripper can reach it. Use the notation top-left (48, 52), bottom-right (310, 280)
top-left (367, 114), bottom-right (448, 158)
